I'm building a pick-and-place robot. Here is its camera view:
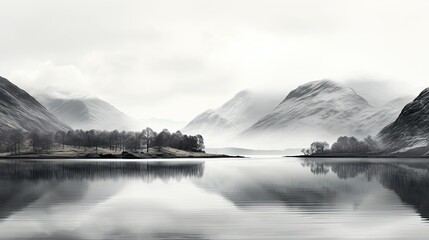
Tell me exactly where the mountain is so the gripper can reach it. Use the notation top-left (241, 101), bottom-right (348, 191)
top-left (182, 90), bottom-right (284, 146)
top-left (0, 76), bottom-right (70, 133)
top-left (355, 96), bottom-right (413, 137)
top-left (184, 80), bottom-right (410, 149)
top-left (378, 88), bottom-right (429, 152)
top-left (239, 80), bottom-right (407, 149)
top-left (37, 95), bottom-right (132, 131)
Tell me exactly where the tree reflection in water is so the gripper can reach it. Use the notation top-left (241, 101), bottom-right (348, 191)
top-left (0, 160), bottom-right (205, 221)
top-left (302, 158), bottom-right (429, 221)
top-left (0, 160), bottom-right (205, 182)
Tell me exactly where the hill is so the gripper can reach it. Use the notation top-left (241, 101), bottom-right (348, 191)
top-left (0, 76), bottom-right (70, 133)
top-left (378, 88), bottom-right (429, 153)
top-left (37, 95), bottom-right (133, 131)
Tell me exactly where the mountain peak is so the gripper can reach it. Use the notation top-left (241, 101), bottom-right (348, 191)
top-left (36, 94), bottom-right (132, 131)
top-left (182, 89), bottom-right (285, 146)
top-left (415, 88), bottom-right (429, 101)
top-left (283, 79), bottom-right (345, 102)
top-left (239, 79), bottom-right (382, 148)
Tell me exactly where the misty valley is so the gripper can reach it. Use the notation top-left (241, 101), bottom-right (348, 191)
top-left (1, 77), bottom-right (428, 159)
top-left (1, 73), bottom-right (429, 239)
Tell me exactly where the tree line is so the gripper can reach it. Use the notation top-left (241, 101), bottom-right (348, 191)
top-left (0, 129), bottom-right (25, 154)
top-left (0, 128), bottom-right (205, 154)
top-left (302, 136), bottom-right (385, 156)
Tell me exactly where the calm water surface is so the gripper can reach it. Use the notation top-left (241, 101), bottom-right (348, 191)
top-left (1, 157), bottom-right (429, 239)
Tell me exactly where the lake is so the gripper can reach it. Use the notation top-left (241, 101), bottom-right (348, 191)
top-left (1, 157), bottom-right (429, 239)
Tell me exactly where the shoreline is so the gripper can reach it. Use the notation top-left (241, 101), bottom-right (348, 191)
top-left (0, 146), bottom-right (244, 160)
top-left (286, 155), bottom-right (429, 159)
top-left (0, 154), bottom-right (243, 160)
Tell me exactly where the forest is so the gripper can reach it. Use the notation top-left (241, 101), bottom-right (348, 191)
top-left (0, 128), bottom-right (205, 155)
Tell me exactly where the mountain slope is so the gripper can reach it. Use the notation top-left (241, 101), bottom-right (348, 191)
top-left (378, 88), bottom-right (429, 151)
top-left (355, 96), bottom-right (413, 137)
top-left (0, 76), bottom-right (70, 133)
top-left (239, 80), bottom-right (406, 148)
top-left (37, 96), bottom-right (132, 131)
top-left (182, 90), bottom-right (284, 146)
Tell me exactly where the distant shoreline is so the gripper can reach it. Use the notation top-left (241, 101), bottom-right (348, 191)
top-left (286, 155), bottom-right (429, 159)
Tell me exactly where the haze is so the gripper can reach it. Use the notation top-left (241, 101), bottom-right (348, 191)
top-left (0, 0), bottom-right (428, 122)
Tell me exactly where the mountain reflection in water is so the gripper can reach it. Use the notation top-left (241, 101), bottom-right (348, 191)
top-left (302, 159), bottom-right (429, 221)
top-left (1, 158), bottom-right (429, 240)
top-left (0, 160), bottom-right (205, 228)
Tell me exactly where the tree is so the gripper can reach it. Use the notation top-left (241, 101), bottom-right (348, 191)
top-left (332, 136), bottom-right (352, 153)
top-left (170, 131), bottom-right (183, 149)
top-left (330, 136), bottom-right (382, 154)
top-left (301, 148), bottom-right (309, 156)
top-left (119, 131), bottom-right (127, 151)
top-left (30, 129), bottom-right (41, 153)
top-left (154, 129), bottom-right (171, 150)
top-left (310, 141), bottom-right (329, 154)
top-left (66, 130), bottom-right (75, 147)
top-left (0, 127), bottom-right (208, 155)
top-left (55, 131), bottom-right (66, 149)
top-left (195, 134), bottom-right (205, 152)
top-left (110, 130), bottom-right (119, 151)
top-left (40, 132), bottom-right (54, 153)
top-left (9, 129), bottom-right (24, 154)
top-left (124, 132), bottom-right (141, 152)
top-left (364, 136), bottom-right (384, 153)
top-left (142, 127), bottom-right (155, 153)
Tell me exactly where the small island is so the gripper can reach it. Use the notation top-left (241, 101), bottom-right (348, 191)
top-left (0, 128), bottom-right (242, 159)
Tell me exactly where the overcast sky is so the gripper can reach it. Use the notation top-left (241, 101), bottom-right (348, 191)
top-left (1, 0), bottom-right (428, 121)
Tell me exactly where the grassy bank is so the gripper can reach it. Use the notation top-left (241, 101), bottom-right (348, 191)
top-left (0, 146), bottom-right (242, 159)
